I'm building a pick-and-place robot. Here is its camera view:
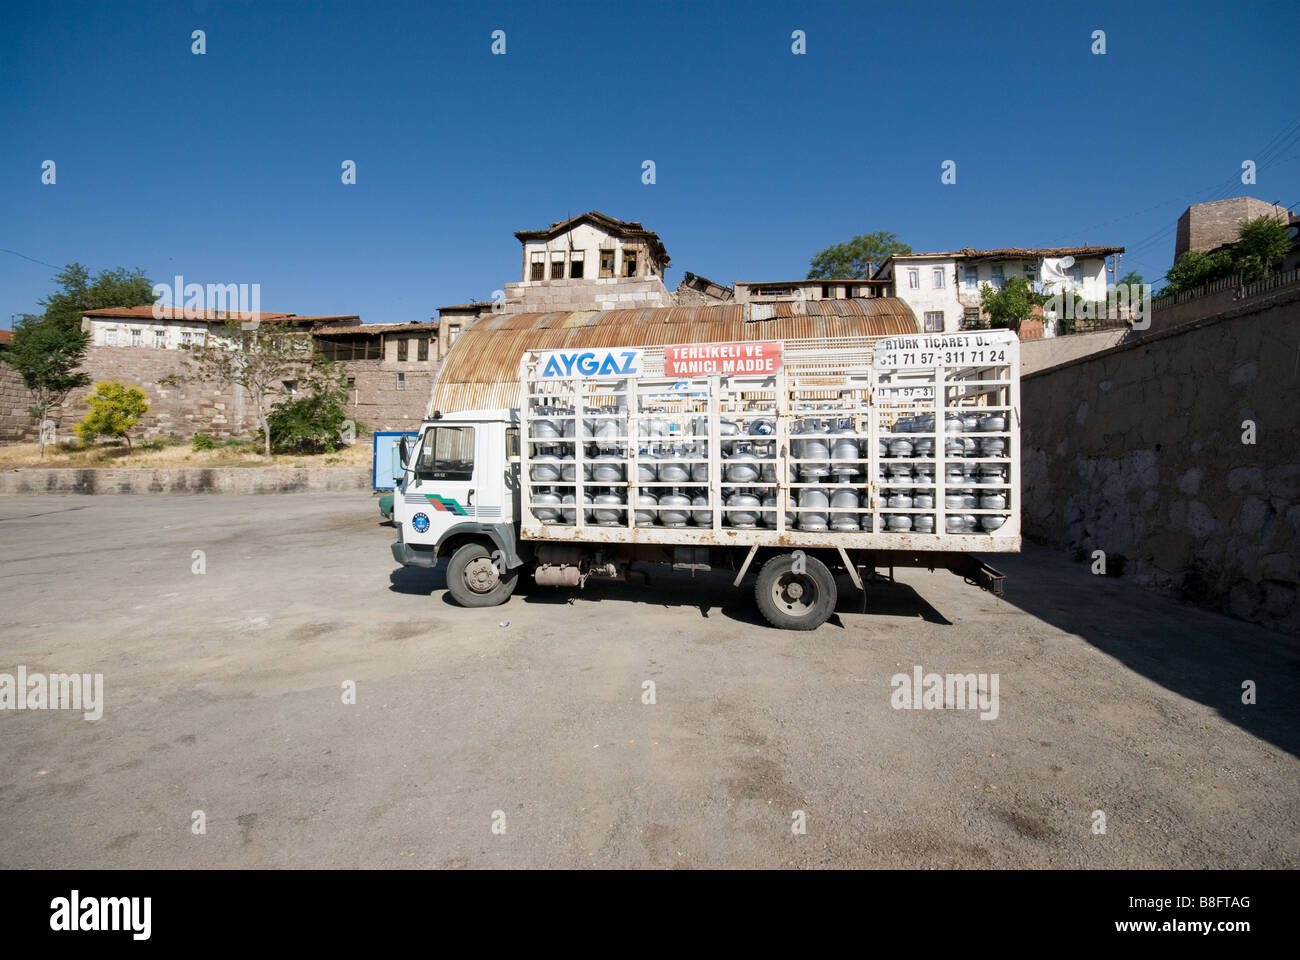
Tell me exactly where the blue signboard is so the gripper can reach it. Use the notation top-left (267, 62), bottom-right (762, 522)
top-left (372, 431), bottom-right (418, 491)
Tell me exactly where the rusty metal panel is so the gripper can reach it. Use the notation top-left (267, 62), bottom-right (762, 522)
top-left (430, 298), bottom-right (920, 412)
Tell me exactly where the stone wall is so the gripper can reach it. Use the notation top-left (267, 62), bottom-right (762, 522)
top-left (0, 466), bottom-right (369, 495)
top-left (1020, 287), bottom-right (1300, 633)
top-left (0, 363), bottom-right (38, 441)
top-left (344, 358), bottom-right (438, 432)
top-left (2, 344), bottom-right (437, 444)
top-left (503, 276), bottom-right (670, 313)
top-left (1, 346), bottom-right (250, 442)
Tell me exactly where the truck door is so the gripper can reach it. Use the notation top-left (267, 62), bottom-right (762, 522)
top-left (403, 423), bottom-right (479, 545)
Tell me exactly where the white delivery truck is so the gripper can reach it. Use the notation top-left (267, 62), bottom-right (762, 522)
top-left (390, 331), bottom-right (1020, 630)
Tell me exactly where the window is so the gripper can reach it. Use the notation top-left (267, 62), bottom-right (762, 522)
top-left (964, 265), bottom-right (979, 290)
top-left (397, 338), bottom-right (409, 361)
top-left (154, 329), bottom-right (166, 348)
top-left (505, 427), bottom-right (520, 459)
top-left (397, 372), bottom-right (406, 390)
top-left (990, 265), bottom-right (1005, 289)
top-left (932, 268), bottom-right (945, 288)
top-left (550, 251), bottom-right (565, 280)
top-left (569, 251), bottom-right (584, 279)
top-left (599, 249), bottom-right (616, 278)
top-left (448, 324), bottom-right (461, 345)
top-left (417, 337), bottom-right (428, 361)
top-left (1024, 262), bottom-right (1037, 278)
top-left (963, 307), bottom-right (981, 329)
top-left (180, 330), bottom-right (195, 347)
top-left (105, 328), bottom-right (117, 346)
top-left (624, 251), bottom-right (638, 277)
top-left (530, 251), bottom-right (545, 281)
top-left (416, 425), bottom-right (475, 481)
top-left (346, 376), bottom-right (356, 388)
top-left (282, 380), bottom-right (298, 394)
top-left (907, 269), bottom-right (920, 289)
top-left (1068, 265), bottom-right (1084, 287)
top-left (131, 328), bottom-right (142, 347)
top-left (923, 311), bottom-right (945, 332)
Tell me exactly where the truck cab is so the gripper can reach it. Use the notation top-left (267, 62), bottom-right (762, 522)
top-left (390, 409), bottom-right (530, 606)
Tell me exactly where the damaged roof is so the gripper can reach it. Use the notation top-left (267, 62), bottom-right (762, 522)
top-left (429, 298), bottom-right (919, 412)
top-left (514, 210), bottom-right (670, 267)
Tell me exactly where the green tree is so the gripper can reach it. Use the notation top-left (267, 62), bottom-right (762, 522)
top-left (262, 362), bottom-right (357, 453)
top-left (979, 275), bottom-right (1047, 333)
top-left (1234, 215), bottom-right (1291, 282)
top-left (32, 263), bottom-right (155, 331)
top-left (807, 231), bottom-right (911, 279)
top-left (162, 322), bottom-right (320, 458)
top-left (1, 318), bottom-right (90, 457)
top-left (75, 381), bottom-right (150, 449)
top-left (1117, 270), bottom-right (1145, 288)
top-left (1162, 249), bottom-right (1235, 296)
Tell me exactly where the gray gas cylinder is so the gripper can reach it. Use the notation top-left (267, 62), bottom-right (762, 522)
top-left (797, 487), bottom-right (829, 530)
top-left (726, 492), bottom-right (761, 528)
top-left (659, 491), bottom-right (691, 527)
top-left (593, 492), bottom-right (626, 526)
top-left (634, 492), bottom-right (659, 526)
top-left (532, 491), bottom-right (562, 524)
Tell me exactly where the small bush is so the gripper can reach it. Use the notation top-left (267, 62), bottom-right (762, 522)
top-left (139, 437), bottom-right (167, 452)
top-left (1106, 554), bottom-right (1128, 578)
top-left (191, 433), bottom-right (216, 451)
top-left (1070, 545), bottom-right (1086, 563)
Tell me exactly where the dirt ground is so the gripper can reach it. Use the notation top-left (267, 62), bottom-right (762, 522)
top-left (0, 493), bottom-right (1296, 868)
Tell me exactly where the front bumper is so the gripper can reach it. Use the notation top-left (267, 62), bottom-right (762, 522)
top-left (391, 531), bottom-right (438, 568)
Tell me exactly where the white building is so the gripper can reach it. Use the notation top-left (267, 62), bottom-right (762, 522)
top-left (81, 306), bottom-right (357, 349)
top-left (872, 246), bottom-right (1123, 334)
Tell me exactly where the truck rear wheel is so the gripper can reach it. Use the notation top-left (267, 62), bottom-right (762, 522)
top-left (446, 542), bottom-right (518, 608)
top-left (754, 553), bottom-right (836, 630)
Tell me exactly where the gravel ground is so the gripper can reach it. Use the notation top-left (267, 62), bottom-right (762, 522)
top-left (0, 493), bottom-right (1296, 868)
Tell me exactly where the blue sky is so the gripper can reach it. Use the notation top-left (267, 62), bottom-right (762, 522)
top-left (3, 0), bottom-right (1298, 328)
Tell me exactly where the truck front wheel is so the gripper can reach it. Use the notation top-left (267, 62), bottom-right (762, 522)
top-left (446, 542), bottom-right (518, 608)
top-left (754, 553), bottom-right (836, 630)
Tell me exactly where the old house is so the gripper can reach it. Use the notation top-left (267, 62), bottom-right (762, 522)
top-left (872, 247), bottom-right (1124, 334)
top-left (503, 210), bottom-right (673, 313)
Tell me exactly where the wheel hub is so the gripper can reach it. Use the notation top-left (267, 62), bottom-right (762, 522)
top-left (773, 573), bottom-right (816, 614)
top-left (465, 557), bottom-right (500, 593)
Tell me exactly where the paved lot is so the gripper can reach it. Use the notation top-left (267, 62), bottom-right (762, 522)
top-left (0, 493), bottom-right (1296, 868)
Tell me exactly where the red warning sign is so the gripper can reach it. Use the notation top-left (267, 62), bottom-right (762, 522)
top-left (663, 341), bottom-right (784, 376)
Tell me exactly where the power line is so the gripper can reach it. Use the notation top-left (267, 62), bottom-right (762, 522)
top-left (0, 247), bottom-right (65, 271)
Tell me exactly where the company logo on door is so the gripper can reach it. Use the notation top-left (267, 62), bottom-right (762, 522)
top-left (538, 348), bottom-right (644, 378)
top-left (664, 341), bottom-right (783, 376)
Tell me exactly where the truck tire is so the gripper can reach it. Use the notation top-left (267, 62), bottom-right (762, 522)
top-left (754, 553), bottom-right (837, 630)
top-left (446, 542), bottom-right (518, 608)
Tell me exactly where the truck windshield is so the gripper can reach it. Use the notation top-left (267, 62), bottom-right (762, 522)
top-left (416, 425), bottom-right (475, 481)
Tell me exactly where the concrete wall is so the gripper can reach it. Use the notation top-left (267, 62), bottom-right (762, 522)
top-left (1148, 271), bottom-right (1300, 335)
top-left (1019, 327), bottom-right (1129, 375)
top-left (1020, 287), bottom-right (1300, 634)
top-left (0, 466), bottom-right (370, 495)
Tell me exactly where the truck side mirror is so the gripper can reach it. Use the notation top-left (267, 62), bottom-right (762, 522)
top-left (393, 436), bottom-right (413, 481)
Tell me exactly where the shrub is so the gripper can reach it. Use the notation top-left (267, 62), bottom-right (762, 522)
top-left (75, 381), bottom-right (149, 449)
top-left (191, 433), bottom-right (216, 451)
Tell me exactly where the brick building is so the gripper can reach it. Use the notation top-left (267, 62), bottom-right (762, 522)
top-left (1174, 197), bottom-right (1290, 262)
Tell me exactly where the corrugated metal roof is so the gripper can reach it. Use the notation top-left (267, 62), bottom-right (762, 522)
top-left (429, 297), bottom-right (918, 412)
